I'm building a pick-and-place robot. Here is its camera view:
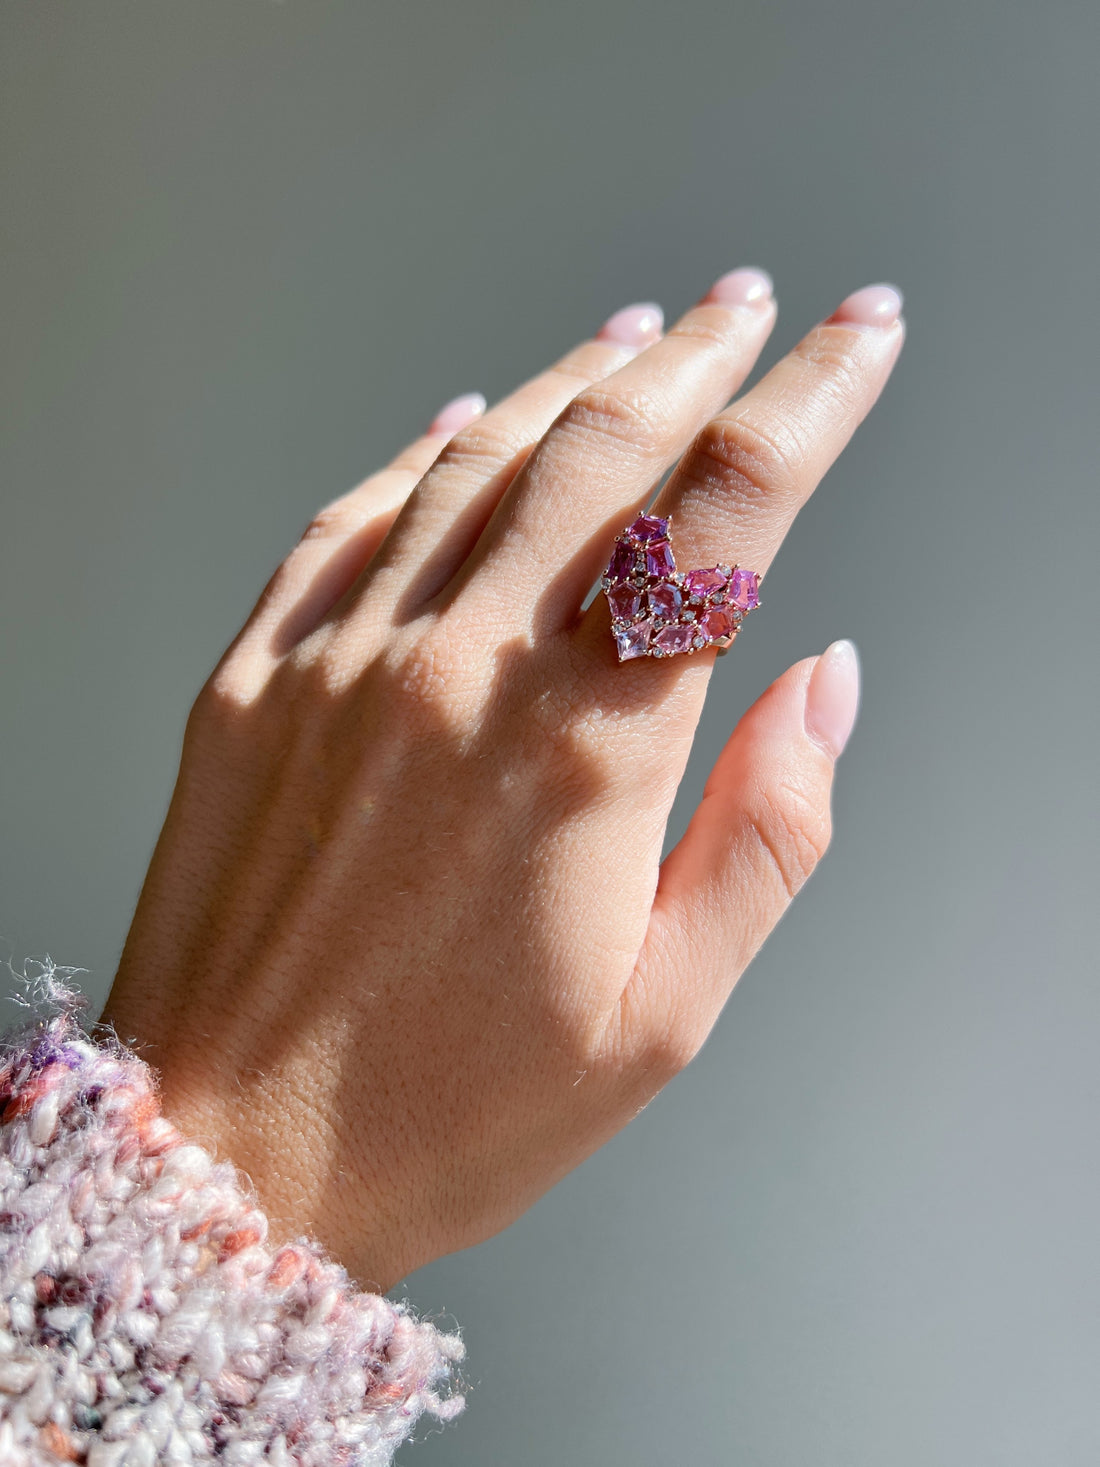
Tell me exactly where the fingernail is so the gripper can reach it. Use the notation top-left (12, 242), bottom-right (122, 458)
top-left (804, 638), bottom-right (861, 760)
top-left (427, 391), bottom-right (487, 436)
top-left (705, 266), bottom-right (774, 309)
top-left (827, 283), bottom-right (903, 330)
top-left (596, 301), bottom-right (664, 348)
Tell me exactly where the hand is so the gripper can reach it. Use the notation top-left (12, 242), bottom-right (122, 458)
top-left (103, 270), bottom-right (904, 1293)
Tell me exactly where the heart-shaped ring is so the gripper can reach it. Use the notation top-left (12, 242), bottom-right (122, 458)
top-left (602, 514), bottom-right (761, 662)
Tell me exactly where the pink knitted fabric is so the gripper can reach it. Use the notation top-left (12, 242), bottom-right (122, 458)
top-left (0, 992), bottom-right (464, 1465)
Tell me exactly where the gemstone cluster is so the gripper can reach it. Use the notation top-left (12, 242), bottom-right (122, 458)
top-left (602, 514), bottom-right (761, 662)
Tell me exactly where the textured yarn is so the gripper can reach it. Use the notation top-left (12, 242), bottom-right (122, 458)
top-left (0, 988), bottom-right (464, 1466)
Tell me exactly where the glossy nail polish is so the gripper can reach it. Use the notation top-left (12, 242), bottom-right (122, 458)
top-left (705, 266), bottom-right (774, 309)
top-left (804, 639), bottom-right (861, 759)
top-left (427, 392), bottom-right (487, 436)
top-left (828, 284), bottom-right (903, 330)
top-left (596, 302), bottom-right (664, 348)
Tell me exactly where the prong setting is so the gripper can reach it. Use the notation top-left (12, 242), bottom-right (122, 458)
top-left (603, 515), bottom-right (759, 662)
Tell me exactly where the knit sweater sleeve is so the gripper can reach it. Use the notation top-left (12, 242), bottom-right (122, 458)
top-left (0, 998), bottom-right (465, 1466)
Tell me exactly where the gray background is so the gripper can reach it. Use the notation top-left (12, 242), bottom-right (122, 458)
top-left (2, 2), bottom-right (1098, 1463)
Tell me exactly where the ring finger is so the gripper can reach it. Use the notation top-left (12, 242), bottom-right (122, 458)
top-left (575, 282), bottom-right (905, 668)
top-left (446, 267), bottom-right (779, 628)
top-left (649, 282), bottom-right (904, 589)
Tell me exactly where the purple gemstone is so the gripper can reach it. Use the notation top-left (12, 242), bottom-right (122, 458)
top-left (683, 567), bottom-right (727, 600)
top-left (647, 581), bottom-right (682, 620)
top-left (627, 514), bottom-right (670, 544)
top-left (614, 619), bottom-right (653, 660)
top-left (729, 567), bottom-right (760, 610)
top-left (654, 623), bottom-right (696, 656)
top-left (645, 541), bottom-right (676, 578)
top-left (607, 542), bottom-right (637, 583)
top-left (701, 607), bottom-right (736, 643)
top-left (606, 583), bottom-right (641, 622)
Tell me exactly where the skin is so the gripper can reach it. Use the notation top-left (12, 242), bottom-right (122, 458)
top-left (103, 270), bottom-right (905, 1294)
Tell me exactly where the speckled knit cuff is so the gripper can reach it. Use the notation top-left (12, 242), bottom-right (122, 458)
top-left (0, 1001), bottom-right (464, 1466)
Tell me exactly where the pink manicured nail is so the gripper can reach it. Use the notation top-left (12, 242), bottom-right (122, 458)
top-left (828, 283), bottom-right (903, 330)
top-left (705, 267), bottom-right (774, 309)
top-left (427, 391), bottom-right (487, 436)
top-left (596, 302), bottom-right (664, 348)
top-left (804, 639), bottom-right (861, 760)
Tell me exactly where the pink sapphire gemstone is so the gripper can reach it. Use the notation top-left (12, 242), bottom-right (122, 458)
top-left (728, 568), bottom-right (760, 610)
top-left (627, 514), bottom-right (669, 544)
top-left (683, 567), bottom-right (727, 600)
top-left (615, 619), bottom-right (653, 660)
top-left (645, 541), bottom-right (675, 578)
top-left (647, 581), bottom-right (682, 620)
top-left (606, 583), bottom-right (641, 622)
top-left (607, 542), bottom-right (637, 583)
top-left (701, 607), bottom-right (736, 643)
top-left (654, 623), bottom-right (696, 655)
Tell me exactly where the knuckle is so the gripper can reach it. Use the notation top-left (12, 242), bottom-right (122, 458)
top-left (669, 315), bottom-right (743, 353)
top-left (610, 956), bottom-right (707, 1089)
top-left (790, 331), bottom-right (871, 417)
top-left (192, 658), bottom-right (250, 718)
top-left (184, 662), bottom-right (267, 752)
top-left (434, 420), bottom-right (529, 480)
top-left (556, 382), bottom-right (664, 455)
top-left (301, 500), bottom-right (354, 542)
top-left (640, 1018), bottom-right (702, 1085)
top-left (545, 355), bottom-right (615, 394)
top-left (390, 640), bottom-right (451, 707)
top-left (382, 626), bottom-right (480, 729)
top-left (747, 777), bottom-right (832, 900)
top-left (689, 414), bottom-right (805, 509)
top-left (299, 473), bottom-right (411, 543)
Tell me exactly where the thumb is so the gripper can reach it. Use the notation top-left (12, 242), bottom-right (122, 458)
top-left (621, 641), bottom-right (861, 1072)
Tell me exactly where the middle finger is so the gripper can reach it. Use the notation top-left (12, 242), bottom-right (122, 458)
top-left (575, 284), bottom-right (904, 673)
top-left (646, 281), bottom-right (906, 595)
top-left (452, 267), bottom-right (779, 624)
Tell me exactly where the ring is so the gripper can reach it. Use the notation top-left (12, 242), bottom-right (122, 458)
top-left (602, 514), bottom-right (761, 662)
